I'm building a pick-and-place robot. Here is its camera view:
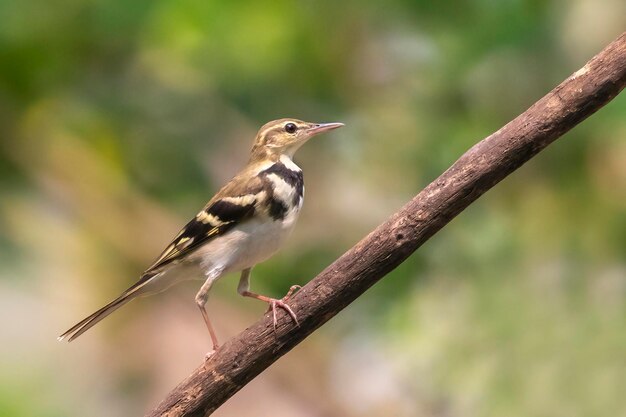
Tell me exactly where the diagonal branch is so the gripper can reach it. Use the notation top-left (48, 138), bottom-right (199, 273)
top-left (148, 32), bottom-right (626, 417)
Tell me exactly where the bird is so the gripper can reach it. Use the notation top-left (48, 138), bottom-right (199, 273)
top-left (58, 118), bottom-right (344, 354)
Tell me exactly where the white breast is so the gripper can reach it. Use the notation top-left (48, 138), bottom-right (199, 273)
top-left (192, 214), bottom-right (301, 276)
top-left (265, 173), bottom-right (303, 210)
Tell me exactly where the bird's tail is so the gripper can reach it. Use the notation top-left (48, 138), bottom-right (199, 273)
top-left (58, 271), bottom-right (167, 342)
top-left (57, 293), bottom-right (134, 342)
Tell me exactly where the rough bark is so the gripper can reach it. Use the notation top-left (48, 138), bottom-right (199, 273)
top-left (148, 32), bottom-right (626, 417)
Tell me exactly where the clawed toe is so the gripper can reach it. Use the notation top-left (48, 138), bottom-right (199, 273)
top-left (284, 285), bottom-right (302, 299)
top-left (267, 298), bottom-right (300, 331)
top-left (245, 285), bottom-right (302, 332)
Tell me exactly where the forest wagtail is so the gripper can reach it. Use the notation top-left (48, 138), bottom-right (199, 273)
top-left (58, 119), bottom-right (343, 355)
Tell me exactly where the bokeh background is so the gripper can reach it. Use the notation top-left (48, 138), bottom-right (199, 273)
top-left (1, 1), bottom-right (625, 416)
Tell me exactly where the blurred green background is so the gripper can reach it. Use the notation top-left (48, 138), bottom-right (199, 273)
top-left (1, 0), bottom-right (625, 416)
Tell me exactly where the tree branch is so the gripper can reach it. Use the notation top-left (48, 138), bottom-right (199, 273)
top-left (148, 32), bottom-right (626, 417)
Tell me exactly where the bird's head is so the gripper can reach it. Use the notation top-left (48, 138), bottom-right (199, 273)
top-left (250, 118), bottom-right (343, 161)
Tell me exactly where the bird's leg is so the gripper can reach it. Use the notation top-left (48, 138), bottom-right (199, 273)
top-left (195, 269), bottom-right (222, 359)
top-left (237, 268), bottom-right (301, 331)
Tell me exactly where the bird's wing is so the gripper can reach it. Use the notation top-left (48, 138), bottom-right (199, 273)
top-left (143, 173), bottom-right (266, 274)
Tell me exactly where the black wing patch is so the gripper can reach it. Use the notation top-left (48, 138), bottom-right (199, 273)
top-left (208, 199), bottom-right (254, 223)
top-left (144, 196), bottom-right (256, 272)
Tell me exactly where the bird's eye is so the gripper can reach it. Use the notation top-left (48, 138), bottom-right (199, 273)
top-left (285, 123), bottom-right (297, 134)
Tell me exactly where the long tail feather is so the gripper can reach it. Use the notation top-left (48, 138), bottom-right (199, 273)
top-left (58, 272), bottom-right (162, 342)
top-left (57, 294), bottom-right (133, 342)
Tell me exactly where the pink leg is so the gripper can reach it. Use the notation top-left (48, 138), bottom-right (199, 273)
top-left (237, 269), bottom-right (301, 330)
top-left (196, 269), bottom-right (222, 359)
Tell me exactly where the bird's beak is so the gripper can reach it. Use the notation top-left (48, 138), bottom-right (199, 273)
top-left (307, 122), bottom-right (344, 136)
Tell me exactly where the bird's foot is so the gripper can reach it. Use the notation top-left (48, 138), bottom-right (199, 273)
top-left (204, 349), bottom-right (216, 362)
top-left (266, 285), bottom-right (302, 331)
